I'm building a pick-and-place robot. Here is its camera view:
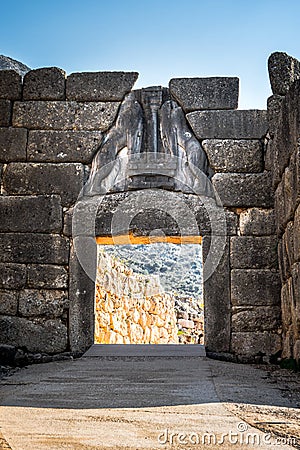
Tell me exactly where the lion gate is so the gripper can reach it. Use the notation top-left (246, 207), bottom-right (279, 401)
top-left (0, 59), bottom-right (286, 364)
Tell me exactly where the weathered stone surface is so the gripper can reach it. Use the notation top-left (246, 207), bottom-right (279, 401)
top-left (69, 240), bottom-right (96, 353)
top-left (71, 191), bottom-right (217, 237)
top-left (65, 194), bottom-right (235, 238)
top-left (0, 291), bottom-right (18, 315)
top-left (231, 269), bottom-right (281, 306)
top-left (230, 236), bottom-right (278, 269)
top-left (169, 77), bottom-right (239, 112)
top-left (267, 95), bottom-right (284, 137)
top-left (3, 163), bottom-right (85, 206)
top-left (274, 180), bottom-right (285, 234)
top-left (0, 234), bottom-right (69, 264)
top-left (13, 101), bottom-right (74, 130)
top-left (73, 102), bottom-right (120, 131)
top-left (239, 208), bottom-right (276, 236)
top-left (27, 265), bottom-right (68, 289)
top-left (0, 195), bottom-right (62, 232)
top-left (0, 100), bottom-right (11, 126)
top-left (232, 306), bottom-right (281, 332)
top-left (19, 289), bottom-right (68, 318)
top-left (0, 127), bottom-right (27, 162)
top-left (0, 315), bottom-right (68, 353)
top-left (27, 130), bottom-right (103, 163)
top-left (212, 172), bottom-right (273, 208)
top-left (231, 332), bottom-right (281, 356)
top-left (23, 67), bottom-right (66, 100)
top-left (268, 52), bottom-right (300, 95)
top-left (285, 221), bottom-right (294, 274)
top-left (12, 101), bottom-right (120, 131)
top-left (282, 165), bottom-right (295, 224)
top-left (202, 139), bottom-right (263, 173)
top-left (294, 203), bottom-right (300, 262)
top-left (278, 239), bottom-right (286, 282)
top-left (66, 72), bottom-right (138, 101)
top-left (0, 70), bottom-right (22, 99)
top-left (280, 228), bottom-right (293, 282)
top-left (292, 262), bottom-right (300, 304)
top-left (281, 280), bottom-right (292, 333)
top-left (203, 237), bottom-right (231, 352)
top-left (290, 149), bottom-right (300, 212)
top-left (187, 110), bottom-right (268, 139)
top-left (270, 85), bottom-right (300, 187)
top-left (0, 263), bottom-right (26, 289)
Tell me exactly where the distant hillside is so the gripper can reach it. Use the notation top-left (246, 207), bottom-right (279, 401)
top-left (0, 55), bottom-right (30, 76)
top-left (101, 243), bottom-right (203, 299)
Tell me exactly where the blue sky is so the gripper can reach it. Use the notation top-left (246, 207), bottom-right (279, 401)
top-left (1, 0), bottom-right (300, 108)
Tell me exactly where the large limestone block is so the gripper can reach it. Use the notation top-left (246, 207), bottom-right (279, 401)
top-left (202, 139), bottom-right (263, 173)
top-left (212, 172), bottom-right (273, 208)
top-left (18, 289), bottom-right (68, 318)
top-left (0, 127), bottom-right (27, 162)
top-left (3, 163), bottom-right (85, 206)
top-left (0, 70), bottom-right (22, 100)
top-left (0, 195), bottom-right (62, 232)
top-left (23, 68), bottom-right (66, 100)
top-left (232, 306), bottom-right (281, 332)
top-left (27, 130), bottom-right (103, 163)
top-left (169, 77), bottom-right (239, 112)
top-left (0, 315), bottom-right (68, 353)
top-left (27, 264), bottom-right (68, 289)
top-left (231, 331), bottom-right (281, 357)
top-left (203, 237), bottom-right (230, 352)
top-left (0, 233), bottom-right (69, 264)
top-left (239, 208), bottom-right (276, 236)
top-left (231, 269), bottom-right (281, 306)
top-left (66, 71), bottom-right (138, 101)
top-left (12, 101), bottom-right (120, 131)
top-left (268, 52), bottom-right (300, 95)
top-left (230, 236), bottom-right (278, 269)
top-left (187, 110), bottom-right (268, 139)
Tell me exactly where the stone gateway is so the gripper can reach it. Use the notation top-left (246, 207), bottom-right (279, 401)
top-left (0, 52), bottom-right (299, 367)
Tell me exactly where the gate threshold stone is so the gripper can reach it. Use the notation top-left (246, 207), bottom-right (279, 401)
top-left (83, 343), bottom-right (206, 357)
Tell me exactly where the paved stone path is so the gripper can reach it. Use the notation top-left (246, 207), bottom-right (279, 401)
top-left (0, 345), bottom-right (298, 449)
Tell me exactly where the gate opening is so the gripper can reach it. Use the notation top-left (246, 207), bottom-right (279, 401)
top-left (94, 235), bottom-right (203, 345)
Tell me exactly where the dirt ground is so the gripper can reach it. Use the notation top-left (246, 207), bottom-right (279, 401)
top-left (0, 352), bottom-right (299, 450)
top-left (224, 364), bottom-right (300, 449)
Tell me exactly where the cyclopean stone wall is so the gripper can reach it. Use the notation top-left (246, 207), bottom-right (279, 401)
top-left (95, 250), bottom-right (178, 344)
top-left (0, 63), bottom-right (282, 363)
top-left (267, 52), bottom-right (300, 367)
top-left (0, 68), bottom-right (138, 357)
